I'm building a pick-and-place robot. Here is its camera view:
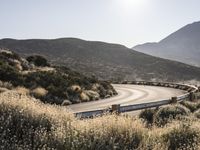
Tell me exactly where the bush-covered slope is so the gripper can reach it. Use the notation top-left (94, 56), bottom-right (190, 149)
top-left (1, 38), bottom-right (200, 81)
top-left (0, 49), bottom-right (117, 104)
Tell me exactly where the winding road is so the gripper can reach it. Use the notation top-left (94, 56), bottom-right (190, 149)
top-left (68, 84), bottom-right (186, 113)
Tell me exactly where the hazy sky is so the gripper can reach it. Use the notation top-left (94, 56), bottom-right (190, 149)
top-left (0, 0), bottom-right (200, 47)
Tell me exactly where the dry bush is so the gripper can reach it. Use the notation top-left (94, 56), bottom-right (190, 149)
top-left (15, 86), bottom-right (30, 95)
top-left (31, 87), bottom-right (48, 98)
top-left (15, 63), bottom-right (23, 71)
top-left (70, 85), bottom-right (82, 93)
top-left (79, 91), bottom-right (90, 102)
top-left (85, 90), bottom-right (100, 100)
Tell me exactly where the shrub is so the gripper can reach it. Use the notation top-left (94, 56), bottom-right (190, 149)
top-left (0, 61), bottom-right (24, 86)
top-left (31, 87), bottom-right (48, 98)
top-left (162, 123), bottom-right (200, 150)
top-left (181, 101), bottom-right (200, 112)
top-left (79, 91), bottom-right (90, 102)
top-left (0, 80), bottom-right (13, 89)
top-left (139, 108), bottom-right (157, 125)
top-left (194, 109), bottom-right (200, 119)
top-left (69, 85), bottom-right (82, 93)
top-left (85, 90), bottom-right (100, 100)
top-left (25, 71), bottom-right (69, 101)
top-left (26, 55), bottom-right (49, 67)
top-left (0, 50), bottom-right (21, 61)
top-left (154, 105), bottom-right (190, 127)
top-left (15, 86), bottom-right (30, 95)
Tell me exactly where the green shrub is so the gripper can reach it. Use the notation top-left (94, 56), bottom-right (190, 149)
top-left (0, 61), bottom-right (24, 86)
top-left (26, 55), bottom-right (49, 67)
top-left (162, 123), bottom-right (200, 150)
top-left (0, 50), bottom-right (21, 61)
top-left (24, 71), bottom-right (69, 103)
top-left (154, 105), bottom-right (190, 127)
top-left (139, 108), bottom-right (157, 125)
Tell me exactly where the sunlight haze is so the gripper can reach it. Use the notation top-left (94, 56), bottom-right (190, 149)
top-left (0, 0), bottom-right (200, 47)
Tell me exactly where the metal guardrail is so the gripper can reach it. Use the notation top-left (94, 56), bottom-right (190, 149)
top-left (75, 81), bottom-right (199, 118)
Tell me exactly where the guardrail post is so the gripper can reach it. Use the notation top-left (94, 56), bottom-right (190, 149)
top-left (171, 97), bottom-right (177, 104)
top-left (189, 92), bottom-right (195, 101)
top-left (111, 104), bottom-right (120, 114)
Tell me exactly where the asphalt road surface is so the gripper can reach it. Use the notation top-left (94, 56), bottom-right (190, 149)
top-left (68, 84), bottom-right (186, 113)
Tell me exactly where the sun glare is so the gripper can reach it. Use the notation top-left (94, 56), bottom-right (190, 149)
top-left (120, 0), bottom-right (145, 8)
top-left (114, 0), bottom-right (146, 13)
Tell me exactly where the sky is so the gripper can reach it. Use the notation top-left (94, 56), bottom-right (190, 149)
top-left (0, 0), bottom-right (200, 48)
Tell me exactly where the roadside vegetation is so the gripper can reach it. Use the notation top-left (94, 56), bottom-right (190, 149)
top-left (1, 86), bottom-right (200, 149)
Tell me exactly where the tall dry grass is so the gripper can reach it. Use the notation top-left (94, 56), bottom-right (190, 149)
top-left (0, 90), bottom-right (200, 149)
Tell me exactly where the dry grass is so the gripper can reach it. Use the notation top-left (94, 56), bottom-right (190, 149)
top-left (15, 86), bottom-right (30, 95)
top-left (0, 91), bottom-right (200, 149)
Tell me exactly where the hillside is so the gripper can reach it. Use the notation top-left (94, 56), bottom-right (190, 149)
top-left (0, 49), bottom-right (117, 105)
top-left (133, 21), bottom-right (200, 67)
top-left (1, 38), bottom-right (200, 81)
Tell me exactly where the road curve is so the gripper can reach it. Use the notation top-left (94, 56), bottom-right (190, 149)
top-left (68, 84), bottom-right (186, 113)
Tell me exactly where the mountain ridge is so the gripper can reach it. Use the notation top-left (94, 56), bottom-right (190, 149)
top-left (0, 37), bottom-right (200, 82)
top-left (133, 21), bottom-right (200, 67)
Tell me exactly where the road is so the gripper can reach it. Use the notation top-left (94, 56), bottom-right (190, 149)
top-left (68, 84), bottom-right (186, 113)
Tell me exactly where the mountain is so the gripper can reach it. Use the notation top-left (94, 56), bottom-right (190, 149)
top-left (133, 21), bottom-right (200, 67)
top-left (0, 38), bottom-right (200, 82)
